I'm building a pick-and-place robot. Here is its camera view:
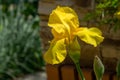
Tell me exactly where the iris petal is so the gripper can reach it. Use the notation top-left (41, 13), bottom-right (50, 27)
top-left (51, 29), bottom-right (67, 40)
top-left (76, 27), bottom-right (104, 47)
top-left (44, 39), bottom-right (67, 64)
top-left (48, 6), bottom-right (79, 36)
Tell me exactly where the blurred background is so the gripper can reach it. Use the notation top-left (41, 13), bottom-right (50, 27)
top-left (1, 0), bottom-right (120, 80)
top-left (0, 0), bottom-right (45, 80)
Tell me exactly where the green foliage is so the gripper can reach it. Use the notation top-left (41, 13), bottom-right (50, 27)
top-left (84, 0), bottom-right (120, 30)
top-left (93, 56), bottom-right (104, 80)
top-left (0, 2), bottom-right (44, 80)
top-left (116, 60), bottom-right (120, 80)
top-left (0, 0), bottom-right (39, 17)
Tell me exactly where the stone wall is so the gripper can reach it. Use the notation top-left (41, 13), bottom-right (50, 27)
top-left (38, 0), bottom-right (120, 72)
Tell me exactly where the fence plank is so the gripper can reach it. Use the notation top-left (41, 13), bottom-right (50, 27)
top-left (78, 69), bottom-right (92, 80)
top-left (46, 64), bottom-right (61, 80)
top-left (102, 73), bottom-right (110, 80)
top-left (113, 75), bottom-right (117, 80)
top-left (61, 65), bottom-right (77, 80)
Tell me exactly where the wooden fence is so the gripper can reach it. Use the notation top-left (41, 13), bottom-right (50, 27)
top-left (46, 64), bottom-right (117, 80)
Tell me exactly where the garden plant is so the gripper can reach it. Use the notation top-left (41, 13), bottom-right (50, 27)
top-left (44, 6), bottom-right (120, 80)
top-left (44, 6), bottom-right (104, 80)
top-left (0, 0), bottom-right (44, 80)
top-left (84, 0), bottom-right (120, 30)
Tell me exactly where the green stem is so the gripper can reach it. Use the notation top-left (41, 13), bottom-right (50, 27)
top-left (96, 77), bottom-right (102, 80)
top-left (75, 63), bottom-right (85, 80)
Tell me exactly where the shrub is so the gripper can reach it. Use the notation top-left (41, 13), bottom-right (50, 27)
top-left (0, 2), bottom-right (44, 80)
top-left (84, 0), bottom-right (120, 30)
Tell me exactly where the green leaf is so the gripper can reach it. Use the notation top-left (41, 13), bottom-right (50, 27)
top-left (68, 37), bottom-right (81, 63)
top-left (93, 56), bottom-right (104, 80)
top-left (0, 24), bottom-right (3, 31)
top-left (116, 60), bottom-right (120, 80)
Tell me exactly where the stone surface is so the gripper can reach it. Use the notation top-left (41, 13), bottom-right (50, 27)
top-left (99, 25), bottom-right (120, 40)
top-left (102, 44), bottom-right (117, 58)
top-left (80, 43), bottom-right (100, 68)
top-left (16, 71), bottom-right (47, 80)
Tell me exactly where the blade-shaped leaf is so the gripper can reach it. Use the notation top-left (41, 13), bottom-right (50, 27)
top-left (116, 60), bottom-right (120, 80)
top-left (93, 56), bottom-right (104, 80)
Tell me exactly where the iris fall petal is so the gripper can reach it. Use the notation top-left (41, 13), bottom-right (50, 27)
top-left (44, 39), bottom-right (67, 64)
top-left (76, 27), bottom-right (104, 47)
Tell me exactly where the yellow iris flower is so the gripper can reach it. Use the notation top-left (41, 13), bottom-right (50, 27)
top-left (44, 6), bottom-right (104, 64)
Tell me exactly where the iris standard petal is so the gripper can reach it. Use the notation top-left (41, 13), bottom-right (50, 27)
top-left (44, 39), bottom-right (67, 64)
top-left (76, 27), bottom-right (104, 47)
top-left (48, 6), bottom-right (79, 36)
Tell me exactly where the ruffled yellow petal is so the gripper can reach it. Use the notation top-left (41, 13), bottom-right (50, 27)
top-left (75, 27), bottom-right (104, 47)
top-left (51, 29), bottom-right (67, 40)
top-left (48, 6), bottom-right (79, 36)
top-left (44, 39), bottom-right (67, 64)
